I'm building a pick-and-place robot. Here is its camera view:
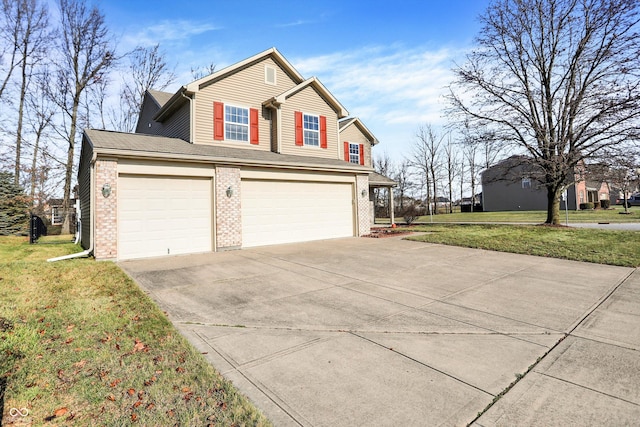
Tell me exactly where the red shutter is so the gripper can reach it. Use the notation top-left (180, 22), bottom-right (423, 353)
top-left (344, 141), bottom-right (350, 162)
top-left (213, 102), bottom-right (224, 140)
top-left (359, 144), bottom-right (365, 165)
top-left (295, 111), bottom-right (303, 146)
top-left (250, 108), bottom-right (259, 145)
top-left (320, 115), bottom-right (327, 149)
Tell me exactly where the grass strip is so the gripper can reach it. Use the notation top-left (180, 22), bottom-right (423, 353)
top-left (408, 208), bottom-right (640, 223)
top-left (405, 224), bottom-right (640, 267)
top-left (1, 236), bottom-right (271, 426)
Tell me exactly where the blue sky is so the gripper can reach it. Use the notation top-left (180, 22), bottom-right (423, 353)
top-left (101, 0), bottom-right (491, 162)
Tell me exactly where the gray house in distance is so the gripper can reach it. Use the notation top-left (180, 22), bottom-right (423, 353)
top-left (481, 155), bottom-right (603, 211)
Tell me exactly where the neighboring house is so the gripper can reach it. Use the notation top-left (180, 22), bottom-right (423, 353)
top-left (44, 198), bottom-right (76, 226)
top-left (482, 155), bottom-right (610, 211)
top-left (78, 48), bottom-right (396, 261)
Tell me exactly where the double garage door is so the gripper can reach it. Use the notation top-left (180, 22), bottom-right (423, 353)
top-left (241, 180), bottom-right (355, 248)
top-left (118, 175), bottom-right (355, 260)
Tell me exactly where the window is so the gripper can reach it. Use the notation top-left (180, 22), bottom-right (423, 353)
top-left (303, 114), bottom-right (319, 146)
top-left (349, 143), bottom-right (360, 164)
top-left (225, 105), bottom-right (248, 142)
top-left (522, 177), bottom-right (531, 189)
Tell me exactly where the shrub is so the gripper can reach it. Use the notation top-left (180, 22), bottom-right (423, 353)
top-left (401, 204), bottom-right (421, 225)
top-left (600, 199), bottom-right (610, 209)
top-left (580, 202), bottom-right (594, 210)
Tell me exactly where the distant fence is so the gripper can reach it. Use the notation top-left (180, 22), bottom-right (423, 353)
top-left (30, 215), bottom-right (47, 243)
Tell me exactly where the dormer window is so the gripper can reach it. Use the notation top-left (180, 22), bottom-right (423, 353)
top-left (522, 177), bottom-right (531, 189)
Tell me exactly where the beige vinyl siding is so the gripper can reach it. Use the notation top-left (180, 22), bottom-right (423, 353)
top-left (77, 138), bottom-right (93, 250)
top-left (280, 86), bottom-right (339, 159)
top-left (339, 123), bottom-right (372, 167)
top-left (135, 96), bottom-right (160, 134)
top-left (194, 57), bottom-right (297, 149)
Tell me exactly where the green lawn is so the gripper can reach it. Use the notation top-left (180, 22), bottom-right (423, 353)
top-left (405, 224), bottom-right (640, 267)
top-left (400, 207), bottom-right (640, 224)
top-left (0, 236), bottom-right (271, 426)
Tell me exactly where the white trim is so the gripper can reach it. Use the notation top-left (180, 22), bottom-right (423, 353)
top-left (224, 103), bottom-right (250, 143)
top-left (348, 142), bottom-right (360, 164)
top-left (302, 112), bottom-right (320, 147)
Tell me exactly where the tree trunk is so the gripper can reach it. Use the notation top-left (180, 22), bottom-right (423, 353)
top-left (14, 51), bottom-right (28, 185)
top-left (61, 100), bottom-right (79, 235)
top-left (545, 186), bottom-right (562, 224)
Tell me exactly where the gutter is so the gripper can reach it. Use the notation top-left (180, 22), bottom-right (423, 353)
top-left (94, 148), bottom-right (374, 174)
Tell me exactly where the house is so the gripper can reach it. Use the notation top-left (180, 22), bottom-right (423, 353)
top-left (78, 48), bottom-right (396, 261)
top-left (481, 155), bottom-right (610, 211)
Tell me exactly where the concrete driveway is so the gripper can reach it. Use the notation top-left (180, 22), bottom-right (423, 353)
top-left (119, 237), bottom-right (639, 426)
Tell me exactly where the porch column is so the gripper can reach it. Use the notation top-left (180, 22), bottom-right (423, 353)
top-left (389, 187), bottom-right (395, 225)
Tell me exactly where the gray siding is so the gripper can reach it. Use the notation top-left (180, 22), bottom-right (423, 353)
top-left (77, 138), bottom-right (93, 250)
top-left (136, 96), bottom-right (191, 142)
top-left (135, 96), bottom-right (161, 134)
top-left (158, 102), bottom-right (190, 141)
top-left (482, 179), bottom-right (548, 211)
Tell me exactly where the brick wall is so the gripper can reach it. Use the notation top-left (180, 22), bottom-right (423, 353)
top-left (356, 174), bottom-right (371, 236)
top-left (94, 158), bottom-right (118, 260)
top-left (215, 167), bottom-right (242, 249)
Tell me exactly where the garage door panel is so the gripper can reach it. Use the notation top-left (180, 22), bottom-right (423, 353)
top-left (241, 180), bottom-right (354, 248)
top-left (118, 175), bottom-right (212, 260)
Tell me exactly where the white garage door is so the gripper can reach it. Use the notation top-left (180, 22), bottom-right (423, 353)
top-left (118, 175), bottom-right (212, 260)
top-left (241, 180), bottom-right (354, 247)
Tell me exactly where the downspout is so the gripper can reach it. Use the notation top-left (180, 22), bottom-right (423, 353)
top-left (180, 90), bottom-right (194, 143)
top-left (48, 153), bottom-right (96, 262)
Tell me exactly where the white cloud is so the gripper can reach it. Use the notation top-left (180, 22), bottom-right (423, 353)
top-left (292, 45), bottom-right (468, 161)
top-left (121, 20), bottom-right (221, 50)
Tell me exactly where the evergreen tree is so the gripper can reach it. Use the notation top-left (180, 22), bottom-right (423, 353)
top-left (0, 171), bottom-right (30, 235)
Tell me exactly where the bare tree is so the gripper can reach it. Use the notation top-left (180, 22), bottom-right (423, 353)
top-left (190, 62), bottom-right (216, 80)
top-left (50, 0), bottom-right (114, 234)
top-left (411, 124), bottom-right (444, 215)
top-left (113, 44), bottom-right (176, 132)
top-left (0, 1), bottom-right (24, 100)
top-left (602, 151), bottom-right (640, 214)
top-left (443, 135), bottom-right (459, 214)
top-left (373, 152), bottom-right (392, 218)
top-left (26, 71), bottom-right (56, 203)
top-left (10, 0), bottom-right (50, 185)
top-left (394, 159), bottom-right (413, 213)
top-left (463, 142), bottom-right (479, 212)
top-left (449, 0), bottom-right (640, 224)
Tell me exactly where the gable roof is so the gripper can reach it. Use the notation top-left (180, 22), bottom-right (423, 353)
top-left (147, 89), bottom-right (173, 108)
top-left (266, 77), bottom-right (349, 118)
top-left (185, 47), bottom-right (305, 92)
top-left (153, 47), bottom-right (309, 122)
top-left (84, 129), bottom-right (372, 173)
top-left (339, 117), bottom-right (379, 145)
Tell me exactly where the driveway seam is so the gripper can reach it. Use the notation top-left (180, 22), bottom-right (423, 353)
top-left (350, 331), bottom-right (495, 397)
top-left (468, 267), bottom-right (637, 425)
top-left (536, 371), bottom-right (640, 407)
top-left (192, 329), bottom-right (308, 426)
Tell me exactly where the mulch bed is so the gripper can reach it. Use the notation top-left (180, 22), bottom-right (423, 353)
top-left (363, 228), bottom-right (413, 238)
